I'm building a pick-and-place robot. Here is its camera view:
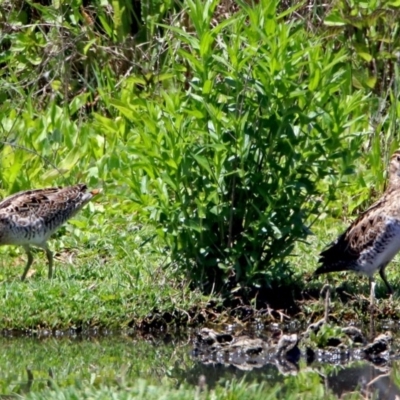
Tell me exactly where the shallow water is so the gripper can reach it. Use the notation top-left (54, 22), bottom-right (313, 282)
top-left (0, 327), bottom-right (400, 399)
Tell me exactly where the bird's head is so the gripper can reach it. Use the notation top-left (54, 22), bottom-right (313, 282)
top-left (388, 150), bottom-right (400, 188)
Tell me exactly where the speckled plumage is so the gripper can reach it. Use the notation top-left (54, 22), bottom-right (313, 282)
top-left (0, 183), bottom-right (100, 280)
top-left (314, 151), bottom-right (400, 298)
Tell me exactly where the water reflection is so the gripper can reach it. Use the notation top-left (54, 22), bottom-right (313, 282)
top-left (0, 334), bottom-right (187, 396)
top-left (189, 324), bottom-right (400, 399)
top-left (0, 332), bottom-right (399, 399)
top-left (189, 354), bottom-right (400, 399)
top-left (324, 363), bottom-right (399, 400)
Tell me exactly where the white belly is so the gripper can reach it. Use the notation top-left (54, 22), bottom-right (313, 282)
top-left (358, 220), bottom-right (400, 277)
top-left (7, 231), bottom-right (50, 246)
top-left (5, 218), bottom-right (52, 247)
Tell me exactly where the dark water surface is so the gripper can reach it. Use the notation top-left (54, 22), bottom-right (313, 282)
top-left (0, 326), bottom-right (400, 399)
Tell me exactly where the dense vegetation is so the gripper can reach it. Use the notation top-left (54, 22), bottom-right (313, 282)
top-left (1, 0), bottom-right (400, 296)
top-left (2, 1), bottom-right (400, 399)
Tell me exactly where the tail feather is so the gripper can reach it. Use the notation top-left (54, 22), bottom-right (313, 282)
top-left (314, 231), bottom-right (359, 276)
top-left (314, 262), bottom-right (351, 276)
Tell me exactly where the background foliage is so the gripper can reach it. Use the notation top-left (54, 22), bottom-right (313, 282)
top-left (1, 0), bottom-right (400, 295)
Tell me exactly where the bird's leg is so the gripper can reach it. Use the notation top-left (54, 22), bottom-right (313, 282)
top-left (379, 265), bottom-right (393, 300)
top-left (320, 284), bottom-right (331, 323)
top-left (369, 277), bottom-right (376, 309)
top-left (45, 247), bottom-right (53, 279)
top-left (369, 276), bottom-right (376, 339)
top-left (21, 246), bottom-right (34, 281)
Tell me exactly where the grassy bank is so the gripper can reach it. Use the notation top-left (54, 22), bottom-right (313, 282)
top-left (0, 209), bottom-right (398, 330)
top-left (0, 203), bottom-right (209, 330)
top-left (2, 0), bottom-right (400, 303)
top-left (1, 0), bottom-right (400, 330)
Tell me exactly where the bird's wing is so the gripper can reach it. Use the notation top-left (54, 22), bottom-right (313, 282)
top-left (0, 184), bottom-right (89, 220)
top-left (316, 190), bottom-right (398, 273)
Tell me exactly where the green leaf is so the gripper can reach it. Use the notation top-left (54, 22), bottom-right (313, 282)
top-left (309, 68), bottom-right (321, 91)
top-left (324, 13), bottom-right (347, 26)
top-left (357, 52), bottom-right (373, 62)
top-left (192, 154), bottom-right (213, 175)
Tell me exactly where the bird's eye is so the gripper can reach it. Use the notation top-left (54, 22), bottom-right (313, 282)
top-left (397, 155), bottom-right (400, 162)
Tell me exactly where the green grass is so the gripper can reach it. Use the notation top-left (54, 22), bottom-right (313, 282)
top-left (24, 379), bottom-right (335, 400)
top-left (0, 204), bottom-right (399, 330)
top-left (0, 203), bottom-right (209, 330)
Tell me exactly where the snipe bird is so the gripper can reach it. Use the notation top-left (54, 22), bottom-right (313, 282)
top-left (0, 184), bottom-right (100, 280)
top-left (314, 151), bottom-right (400, 305)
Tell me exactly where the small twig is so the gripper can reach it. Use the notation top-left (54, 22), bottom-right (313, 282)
top-left (0, 140), bottom-right (63, 174)
top-left (366, 373), bottom-right (390, 388)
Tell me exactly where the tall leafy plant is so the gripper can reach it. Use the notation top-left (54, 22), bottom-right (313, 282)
top-left (99, 0), bottom-right (370, 292)
top-left (314, 0), bottom-right (400, 215)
